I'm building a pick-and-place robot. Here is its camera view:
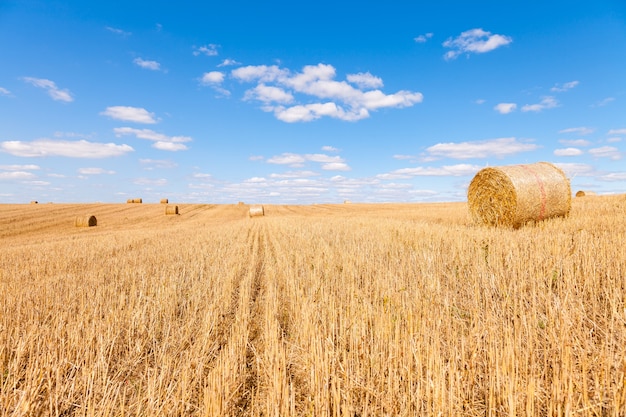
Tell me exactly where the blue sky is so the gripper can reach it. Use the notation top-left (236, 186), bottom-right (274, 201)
top-left (1, 1), bottom-right (625, 204)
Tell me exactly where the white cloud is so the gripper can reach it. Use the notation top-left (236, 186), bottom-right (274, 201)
top-left (443, 28), bottom-right (512, 60)
top-left (321, 162), bottom-right (350, 171)
top-left (521, 96), bottom-right (558, 112)
top-left (597, 172), bottom-right (626, 181)
top-left (78, 167), bottom-right (115, 175)
top-left (269, 170), bottom-right (319, 179)
top-left (244, 84), bottom-right (293, 103)
top-left (321, 145), bottom-right (339, 152)
top-left (559, 139), bottom-right (591, 147)
top-left (377, 164), bottom-right (482, 180)
top-left (231, 63), bottom-right (423, 122)
top-left (589, 146), bottom-right (622, 160)
top-left (551, 81), bottom-right (579, 92)
top-left (133, 58), bottom-right (161, 71)
top-left (201, 71), bottom-right (225, 85)
top-left (105, 26), bottom-right (131, 37)
top-left (140, 159), bottom-right (178, 169)
top-left (554, 147), bottom-right (583, 156)
top-left (554, 163), bottom-right (595, 177)
top-left (347, 72), bottom-right (383, 89)
top-left (133, 178), bottom-right (168, 186)
top-left (193, 44), bottom-right (219, 56)
top-left (0, 139), bottom-right (133, 158)
top-left (218, 59), bottom-right (241, 67)
top-left (266, 152), bottom-right (350, 170)
top-left (0, 171), bottom-right (36, 180)
top-left (0, 87), bottom-right (11, 96)
top-left (22, 77), bottom-right (73, 102)
top-left (425, 137), bottom-right (538, 159)
top-left (414, 33), bottom-right (433, 43)
top-left (113, 127), bottom-right (191, 151)
top-left (608, 129), bottom-right (626, 135)
top-left (267, 153), bottom-right (307, 166)
top-left (559, 127), bottom-right (594, 135)
top-left (0, 164), bottom-right (40, 171)
top-left (101, 106), bottom-right (158, 124)
top-left (593, 97), bottom-right (615, 107)
top-left (494, 103), bottom-right (517, 114)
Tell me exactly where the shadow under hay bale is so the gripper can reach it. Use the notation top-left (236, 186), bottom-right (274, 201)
top-left (576, 190), bottom-right (597, 197)
top-left (249, 205), bottom-right (264, 217)
top-left (165, 205), bottom-right (179, 215)
top-left (467, 161), bottom-right (571, 228)
top-left (75, 215), bottom-right (97, 227)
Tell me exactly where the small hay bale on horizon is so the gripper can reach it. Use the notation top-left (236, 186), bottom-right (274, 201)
top-left (249, 205), bottom-right (264, 217)
top-left (576, 190), bottom-right (597, 197)
top-left (238, 201), bottom-right (245, 206)
top-left (30, 201), bottom-right (38, 204)
top-left (75, 215), bottom-right (97, 227)
top-left (160, 198), bottom-right (169, 204)
top-left (344, 200), bottom-right (352, 204)
top-left (467, 161), bottom-right (571, 228)
top-left (127, 198), bottom-right (142, 204)
top-left (165, 205), bottom-right (179, 215)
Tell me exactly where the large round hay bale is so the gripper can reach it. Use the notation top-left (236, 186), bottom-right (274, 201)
top-left (160, 198), bottom-right (169, 204)
top-left (467, 162), bottom-right (571, 228)
top-left (165, 205), bottom-right (179, 215)
top-left (575, 190), bottom-right (597, 197)
top-left (75, 215), bottom-right (97, 227)
top-left (249, 205), bottom-right (264, 217)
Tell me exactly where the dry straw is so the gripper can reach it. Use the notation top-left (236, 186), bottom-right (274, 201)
top-left (576, 190), bottom-right (597, 197)
top-left (249, 205), bottom-right (264, 217)
top-left (467, 161), bottom-right (571, 228)
top-left (160, 198), bottom-right (169, 204)
top-left (127, 198), bottom-right (143, 204)
top-left (75, 215), bottom-right (97, 227)
top-left (165, 205), bottom-right (179, 215)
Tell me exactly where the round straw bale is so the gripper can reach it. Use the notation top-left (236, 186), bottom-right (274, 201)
top-left (160, 198), bottom-right (169, 204)
top-left (30, 201), bottom-right (38, 204)
top-left (467, 162), bottom-right (571, 228)
top-left (249, 204), bottom-right (264, 217)
top-left (575, 190), bottom-right (597, 197)
top-left (238, 201), bottom-right (245, 206)
top-left (343, 200), bottom-right (352, 204)
top-left (127, 198), bottom-right (142, 204)
top-left (165, 205), bottom-right (179, 215)
top-left (75, 215), bottom-right (97, 227)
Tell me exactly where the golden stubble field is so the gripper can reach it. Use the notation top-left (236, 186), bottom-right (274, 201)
top-left (1, 196), bottom-right (626, 416)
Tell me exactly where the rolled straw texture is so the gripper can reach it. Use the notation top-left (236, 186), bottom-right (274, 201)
top-left (127, 198), bottom-right (143, 204)
top-left (467, 162), bottom-right (571, 228)
top-left (249, 205), bottom-right (264, 217)
top-left (165, 205), bottom-right (179, 215)
top-left (75, 215), bottom-right (97, 227)
top-left (576, 190), bottom-right (597, 197)
top-left (160, 198), bottom-right (169, 204)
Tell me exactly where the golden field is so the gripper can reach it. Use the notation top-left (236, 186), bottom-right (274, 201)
top-left (1, 196), bottom-right (626, 416)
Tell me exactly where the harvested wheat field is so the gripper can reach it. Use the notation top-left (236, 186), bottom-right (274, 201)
top-left (1, 197), bottom-right (626, 416)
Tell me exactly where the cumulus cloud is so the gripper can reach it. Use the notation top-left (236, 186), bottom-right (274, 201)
top-left (443, 28), bottom-right (512, 60)
top-left (218, 59), bottom-right (241, 67)
top-left (0, 171), bottom-right (36, 180)
top-left (559, 139), bottom-right (591, 147)
top-left (559, 127), bottom-right (594, 135)
top-left (554, 163), bottom-right (595, 177)
top-left (414, 33), bottom-right (433, 43)
top-left (230, 63), bottom-right (422, 122)
top-left (266, 152), bottom-right (350, 170)
top-left (193, 44), bottom-right (219, 56)
top-left (101, 106), bottom-right (158, 124)
top-left (0, 87), bottom-right (11, 96)
top-left (321, 146), bottom-right (339, 152)
top-left (22, 77), bottom-right (73, 102)
top-left (140, 159), bottom-right (178, 169)
top-left (597, 172), bottom-right (626, 181)
top-left (551, 81), bottom-right (579, 92)
top-left (133, 58), bottom-right (161, 71)
top-left (201, 71), bottom-right (225, 85)
top-left (377, 164), bottom-right (482, 180)
top-left (494, 103), bottom-right (517, 114)
top-left (113, 127), bottom-right (192, 151)
top-left (78, 167), bottom-right (115, 175)
top-left (554, 147), bottom-right (583, 156)
top-left (608, 129), bottom-right (626, 135)
top-left (521, 96), bottom-right (558, 112)
top-left (425, 137), bottom-right (538, 159)
top-left (133, 178), bottom-right (168, 186)
top-left (588, 146), bottom-right (622, 160)
top-left (0, 139), bottom-right (133, 158)
top-left (0, 164), bottom-right (40, 171)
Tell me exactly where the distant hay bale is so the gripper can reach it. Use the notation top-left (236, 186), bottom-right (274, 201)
top-left (127, 198), bottom-right (142, 204)
top-left (576, 190), bottom-right (597, 197)
top-left (160, 198), bottom-right (169, 204)
top-left (467, 162), bottom-right (571, 228)
top-left (165, 205), bottom-right (179, 215)
top-left (30, 201), bottom-right (38, 204)
top-left (344, 200), bottom-right (352, 204)
top-left (75, 215), bottom-right (97, 227)
top-left (249, 205), bottom-right (264, 217)
top-left (238, 201), bottom-right (245, 206)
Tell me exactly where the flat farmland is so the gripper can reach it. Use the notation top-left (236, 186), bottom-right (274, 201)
top-left (1, 197), bottom-right (626, 416)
